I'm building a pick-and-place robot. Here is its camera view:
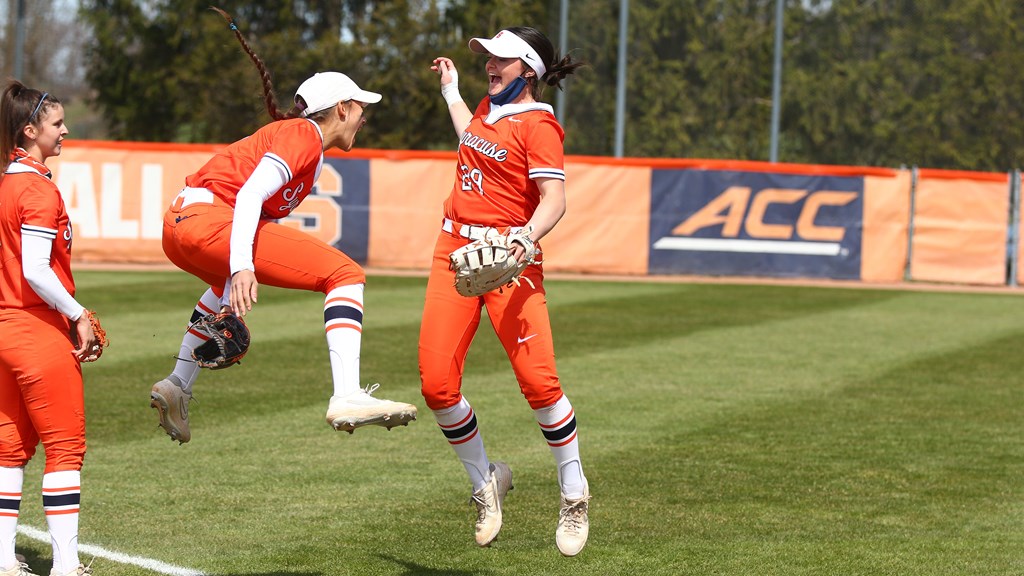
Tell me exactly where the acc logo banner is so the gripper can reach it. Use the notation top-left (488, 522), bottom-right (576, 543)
top-left (277, 157), bottom-right (370, 264)
top-left (649, 170), bottom-right (863, 279)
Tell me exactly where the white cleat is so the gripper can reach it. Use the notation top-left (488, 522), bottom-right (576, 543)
top-left (472, 462), bottom-right (513, 547)
top-left (325, 384), bottom-right (417, 434)
top-left (49, 563), bottom-right (92, 576)
top-left (150, 378), bottom-right (192, 444)
top-left (0, 561), bottom-right (37, 576)
top-left (556, 480), bottom-right (591, 556)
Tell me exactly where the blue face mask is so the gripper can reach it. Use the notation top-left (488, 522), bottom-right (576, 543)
top-left (489, 76), bottom-right (529, 106)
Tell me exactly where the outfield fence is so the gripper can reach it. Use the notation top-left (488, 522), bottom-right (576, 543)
top-left (49, 140), bottom-right (1022, 287)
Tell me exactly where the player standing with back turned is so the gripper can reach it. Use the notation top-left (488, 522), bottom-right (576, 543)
top-left (421, 27), bottom-right (591, 556)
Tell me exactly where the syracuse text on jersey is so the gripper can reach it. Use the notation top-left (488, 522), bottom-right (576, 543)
top-left (460, 130), bottom-right (508, 161)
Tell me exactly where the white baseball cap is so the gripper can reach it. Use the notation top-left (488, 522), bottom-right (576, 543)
top-left (294, 72), bottom-right (382, 117)
top-left (469, 30), bottom-right (547, 78)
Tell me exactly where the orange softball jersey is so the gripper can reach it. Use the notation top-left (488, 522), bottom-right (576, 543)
top-left (443, 99), bottom-right (565, 228)
top-left (185, 118), bottom-right (324, 218)
top-left (0, 156), bottom-right (75, 311)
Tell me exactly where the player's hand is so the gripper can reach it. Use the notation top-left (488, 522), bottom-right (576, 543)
top-left (230, 269), bottom-right (258, 317)
top-left (510, 243), bottom-right (527, 264)
top-left (431, 57), bottom-right (459, 87)
top-left (71, 312), bottom-right (100, 361)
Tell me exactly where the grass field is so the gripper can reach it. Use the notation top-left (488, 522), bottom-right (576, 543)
top-left (10, 270), bottom-right (1024, 575)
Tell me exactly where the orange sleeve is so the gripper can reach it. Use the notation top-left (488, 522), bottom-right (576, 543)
top-left (525, 115), bottom-right (565, 178)
top-left (19, 179), bottom-right (61, 232)
top-left (265, 120), bottom-right (323, 176)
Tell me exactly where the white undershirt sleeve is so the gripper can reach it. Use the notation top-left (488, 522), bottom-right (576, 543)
top-left (229, 156), bottom-right (290, 275)
top-left (22, 233), bottom-right (86, 321)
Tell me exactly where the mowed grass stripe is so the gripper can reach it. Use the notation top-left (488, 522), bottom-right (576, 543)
top-left (563, 298), bottom-right (1024, 575)
top-left (84, 276), bottom-right (907, 445)
top-left (586, 331), bottom-right (1024, 576)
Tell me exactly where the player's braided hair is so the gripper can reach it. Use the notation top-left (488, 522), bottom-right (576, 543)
top-left (209, 6), bottom-right (303, 121)
top-left (504, 26), bottom-right (586, 100)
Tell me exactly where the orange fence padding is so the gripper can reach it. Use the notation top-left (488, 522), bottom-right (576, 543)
top-left (48, 144), bottom-right (212, 263)
top-left (861, 172), bottom-right (912, 283)
top-left (911, 173), bottom-right (1010, 285)
top-left (40, 140), bottom-right (1017, 287)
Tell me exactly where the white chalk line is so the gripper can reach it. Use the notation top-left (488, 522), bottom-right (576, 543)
top-left (17, 525), bottom-right (206, 576)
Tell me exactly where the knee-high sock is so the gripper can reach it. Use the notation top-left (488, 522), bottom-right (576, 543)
top-left (434, 396), bottom-right (491, 491)
top-left (170, 288), bottom-right (222, 394)
top-left (324, 284), bottom-right (364, 397)
top-left (42, 470), bottom-right (80, 574)
top-left (0, 466), bottom-right (23, 570)
top-left (535, 395), bottom-right (586, 499)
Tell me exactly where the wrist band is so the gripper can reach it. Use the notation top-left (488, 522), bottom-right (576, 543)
top-left (441, 83), bottom-right (463, 107)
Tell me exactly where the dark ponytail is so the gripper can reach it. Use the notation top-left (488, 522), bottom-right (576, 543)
top-left (209, 7), bottom-right (301, 121)
top-left (506, 26), bottom-right (586, 100)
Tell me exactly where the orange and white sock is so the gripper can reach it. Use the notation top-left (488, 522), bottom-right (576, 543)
top-left (171, 288), bottom-right (222, 394)
top-left (434, 396), bottom-right (491, 491)
top-left (0, 466), bottom-right (23, 569)
top-left (324, 284), bottom-right (364, 397)
top-left (535, 395), bottom-right (587, 498)
top-left (42, 470), bottom-right (80, 575)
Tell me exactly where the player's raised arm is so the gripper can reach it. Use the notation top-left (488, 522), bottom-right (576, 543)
top-left (432, 57), bottom-right (473, 138)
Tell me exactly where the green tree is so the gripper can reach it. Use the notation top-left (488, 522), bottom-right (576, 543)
top-left (1, 0), bottom-right (103, 137)
top-left (80, 0), bottom-right (418, 143)
top-left (80, 0), bottom-right (215, 141)
top-left (783, 0), bottom-right (1024, 170)
top-left (75, 0), bottom-right (1024, 170)
top-left (76, 0), bottom-right (555, 148)
top-left (561, 0), bottom-right (780, 160)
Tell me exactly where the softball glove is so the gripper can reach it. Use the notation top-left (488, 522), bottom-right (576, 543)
top-left (449, 226), bottom-right (537, 297)
top-left (189, 312), bottom-right (250, 370)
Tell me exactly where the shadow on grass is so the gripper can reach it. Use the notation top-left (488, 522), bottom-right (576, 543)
top-left (218, 569), bottom-right (321, 573)
top-left (17, 550), bottom-right (322, 576)
top-left (376, 554), bottom-right (484, 576)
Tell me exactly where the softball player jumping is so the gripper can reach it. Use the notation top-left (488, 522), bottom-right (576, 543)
top-left (422, 27), bottom-right (591, 556)
top-left (0, 81), bottom-right (103, 576)
top-left (150, 9), bottom-right (417, 444)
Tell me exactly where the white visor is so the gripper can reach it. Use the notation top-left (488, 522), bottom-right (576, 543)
top-left (468, 30), bottom-right (547, 78)
top-left (294, 71), bottom-right (382, 117)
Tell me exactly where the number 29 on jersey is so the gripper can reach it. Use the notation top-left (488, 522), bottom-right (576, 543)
top-left (460, 164), bottom-right (484, 195)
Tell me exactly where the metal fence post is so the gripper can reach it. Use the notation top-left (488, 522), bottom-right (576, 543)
top-left (555, 0), bottom-right (569, 124)
top-left (14, 0), bottom-right (27, 80)
top-left (1007, 169), bottom-right (1021, 287)
top-left (613, 0), bottom-right (629, 158)
top-left (904, 166), bottom-right (918, 282)
top-left (769, 0), bottom-right (784, 162)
